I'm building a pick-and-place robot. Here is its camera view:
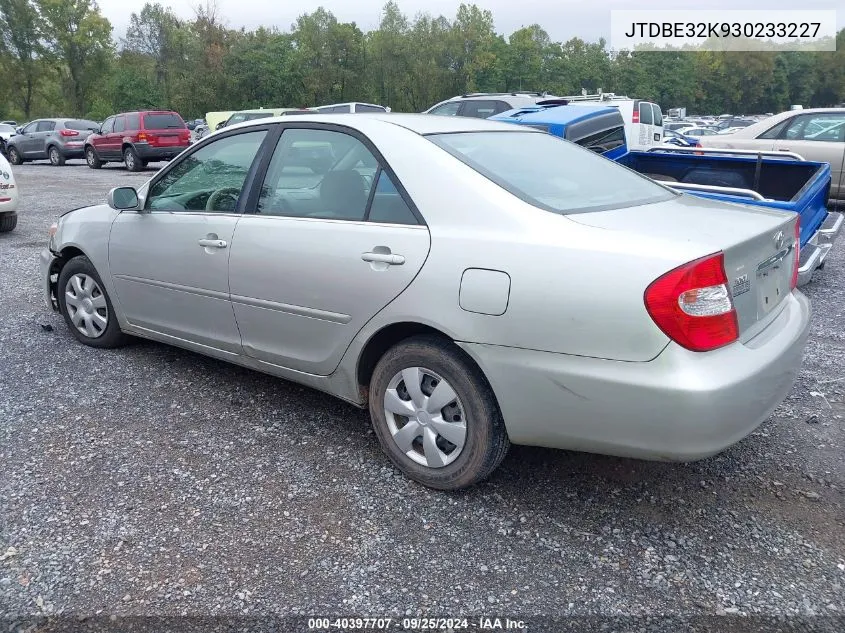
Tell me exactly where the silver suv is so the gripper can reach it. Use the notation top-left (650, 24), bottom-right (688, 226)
top-left (424, 92), bottom-right (565, 118)
top-left (6, 118), bottom-right (101, 166)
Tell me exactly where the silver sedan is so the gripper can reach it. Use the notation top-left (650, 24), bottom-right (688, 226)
top-left (41, 114), bottom-right (811, 490)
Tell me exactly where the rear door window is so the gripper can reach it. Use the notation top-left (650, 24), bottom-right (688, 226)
top-left (144, 113), bottom-right (185, 129)
top-left (651, 104), bottom-right (663, 126)
top-left (462, 100), bottom-right (508, 119)
top-left (638, 103), bottom-right (654, 125)
top-left (36, 120), bottom-right (55, 132)
top-left (124, 113), bottom-right (141, 130)
top-left (355, 104), bottom-right (387, 113)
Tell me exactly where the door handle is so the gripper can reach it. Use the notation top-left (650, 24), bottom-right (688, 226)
top-left (198, 238), bottom-right (227, 249)
top-left (362, 252), bottom-right (405, 265)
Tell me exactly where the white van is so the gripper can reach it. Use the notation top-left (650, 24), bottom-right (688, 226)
top-left (562, 94), bottom-right (663, 150)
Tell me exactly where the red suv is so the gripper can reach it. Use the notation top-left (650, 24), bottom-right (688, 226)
top-left (84, 111), bottom-right (191, 171)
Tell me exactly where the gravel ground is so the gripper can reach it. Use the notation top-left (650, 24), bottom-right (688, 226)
top-left (1, 161), bottom-right (844, 630)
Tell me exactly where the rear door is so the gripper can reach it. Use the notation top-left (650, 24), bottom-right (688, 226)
top-left (650, 103), bottom-right (663, 144)
top-left (33, 120), bottom-right (56, 157)
top-left (636, 101), bottom-right (654, 148)
top-left (143, 112), bottom-right (187, 148)
top-left (105, 115), bottom-right (125, 158)
top-left (228, 124), bottom-right (431, 375)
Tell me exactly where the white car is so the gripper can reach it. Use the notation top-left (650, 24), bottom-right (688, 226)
top-left (0, 151), bottom-right (19, 232)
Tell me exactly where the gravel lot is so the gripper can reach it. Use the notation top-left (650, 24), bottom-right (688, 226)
top-left (1, 161), bottom-right (844, 629)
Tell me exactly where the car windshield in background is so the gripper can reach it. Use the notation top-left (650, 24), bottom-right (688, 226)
top-left (67, 120), bottom-right (100, 132)
top-left (144, 113), bottom-right (184, 129)
top-left (0, 124), bottom-right (14, 134)
top-left (428, 131), bottom-right (674, 214)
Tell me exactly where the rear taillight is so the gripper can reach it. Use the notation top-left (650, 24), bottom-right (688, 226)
top-left (632, 110), bottom-right (640, 124)
top-left (644, 252), bottom-right (739, 352)
top-left (138, 132), bottom-right (148, 142)
top-left (59, 129), bottom-right (79, 137)
top-left (790, 220), bottom-right (800, 289)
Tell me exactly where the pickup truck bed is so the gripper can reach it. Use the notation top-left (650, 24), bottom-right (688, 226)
top-left (618, 148), bottom-right (843, 286)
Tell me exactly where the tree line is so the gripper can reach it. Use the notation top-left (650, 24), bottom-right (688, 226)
top-left (2, 0), bottom-right (844, 122)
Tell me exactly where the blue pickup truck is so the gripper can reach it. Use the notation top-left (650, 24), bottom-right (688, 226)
top-left (491, 104), bottom-right (843, 286)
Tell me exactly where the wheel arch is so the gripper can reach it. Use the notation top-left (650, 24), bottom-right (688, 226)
top-left (355, 321), bottom-right (497, 408)
top-left (47, 245), bottom-right (92, 309)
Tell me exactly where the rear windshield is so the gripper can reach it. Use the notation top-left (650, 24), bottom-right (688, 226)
top-left (227, 112), bottom-right (272, 125)
top-left (66, 119), bottom-right (100, 132)
top-left (428, 131), bottom-right (673, 214)
top-left (143, 113), bottom-right (185, 129)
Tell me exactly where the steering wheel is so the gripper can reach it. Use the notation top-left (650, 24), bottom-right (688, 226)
top-left (206, 187), bottom-right (241, 212)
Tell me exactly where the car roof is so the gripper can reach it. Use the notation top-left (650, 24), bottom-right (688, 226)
top-left (490, 105), bottom-right (621, 126)
top-left (225, 112), bottom-right (538, 136)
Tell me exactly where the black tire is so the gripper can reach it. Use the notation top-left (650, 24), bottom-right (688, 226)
top-left (123, 146), bottom-right (142, 172)
top-left (48, 145), bottom-right (65, 166)
top-left (0, 213), bottom-right (17, 232)
top-left (85, 146), bottom-right (102, 169)
top-left (57, 255), bottom-right (130, 349)
top-left (7, 146), bottom-right (23, 165)
top-left (368, 335), bottom-right (510, 490)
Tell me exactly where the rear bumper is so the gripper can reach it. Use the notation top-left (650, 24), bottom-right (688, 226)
top-left (133, 143), bottom-right (189, 161)
top-left (460, 290), bottom-right (810, 461)
top-left (58, 142), bottom-right (85, 157)
top-left (798, 211), bottom-right (843, 286)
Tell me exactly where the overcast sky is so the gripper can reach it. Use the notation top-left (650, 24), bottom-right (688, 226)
top-left (97, 0), bottom-right (842, 43)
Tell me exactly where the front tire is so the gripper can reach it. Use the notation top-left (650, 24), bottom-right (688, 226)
top-left (85, 146), bottom-right (102, 169)
top-left (123, 146), bottom-right (142, 172)
top-left (368, 335), bottom-right (509, 490)
top-left (57, 256), bottom-right (129, 348)
top-left (7, 146), bottom-right (23, 165)
top-left (49, 146), bottom-right (65, 166)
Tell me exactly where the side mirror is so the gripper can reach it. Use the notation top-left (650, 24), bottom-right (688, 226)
top-left (108, 187), bottom-right (141, 211)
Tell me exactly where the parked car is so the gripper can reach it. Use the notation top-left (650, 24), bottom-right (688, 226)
top-left (489, 104), bottom-right (628, 159)
top-left (424, 92), bottom-right (566, 119)
top-left (217, 108), bottom-right (313, 130)
top-left (662, 128), bottom-right (702, 147)
top-left (0, 151), bottom-right (19, 232)
top-left (4, 118), bottom-right (100, 166)
top-left (1, 120), bottom-right (17, 127)
top-left (185, 118), bottom-right (204, 131)
top-left (84, 111), bottom-right (191, 171)
top-left (42, 114), bottom-right (810, 490)
top-left (675, 126), bottom-right (719, 138)
top-left (699, 108), bottom-right (845, 200)
top-left (314, 102), bottom-right (391, 114)
top-left (0, 123), bottom-right (16, 157)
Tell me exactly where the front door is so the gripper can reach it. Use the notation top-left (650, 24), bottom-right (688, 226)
top-left (93, 117), bottom-right (115, 157)
top-left (108, 128), bottom-right (270, 354)
top-left (228, 126), bottom-right (431, 375)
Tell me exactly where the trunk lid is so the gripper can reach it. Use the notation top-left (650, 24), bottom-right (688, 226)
top-left (568, 194), bottom-right (798, 337)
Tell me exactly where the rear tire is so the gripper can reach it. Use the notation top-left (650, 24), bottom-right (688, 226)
top-left (49, 146), bottom-right (65, 166)
top-left (123, 146), bottom-right (142, 172)
top-left (7, 146), bottom-right (23, 165)
top-left (57, 256), bottom-right (130, 349)
top-left (368, 335), bottom-right (510, 490)
top-left (0, 214), bottom-right (17, 232)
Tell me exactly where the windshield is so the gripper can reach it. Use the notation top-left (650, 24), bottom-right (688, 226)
top-left (428, 131), bottom-right (674, 214)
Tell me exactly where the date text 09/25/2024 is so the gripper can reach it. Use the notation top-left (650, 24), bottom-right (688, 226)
top-left (307, 617), bottom-right (528, 630)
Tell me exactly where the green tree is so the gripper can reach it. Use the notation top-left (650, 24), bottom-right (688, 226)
top-left (36, 0), bottom-right (112, 116)
top-left (0, 0), bottom-right (44, 117)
